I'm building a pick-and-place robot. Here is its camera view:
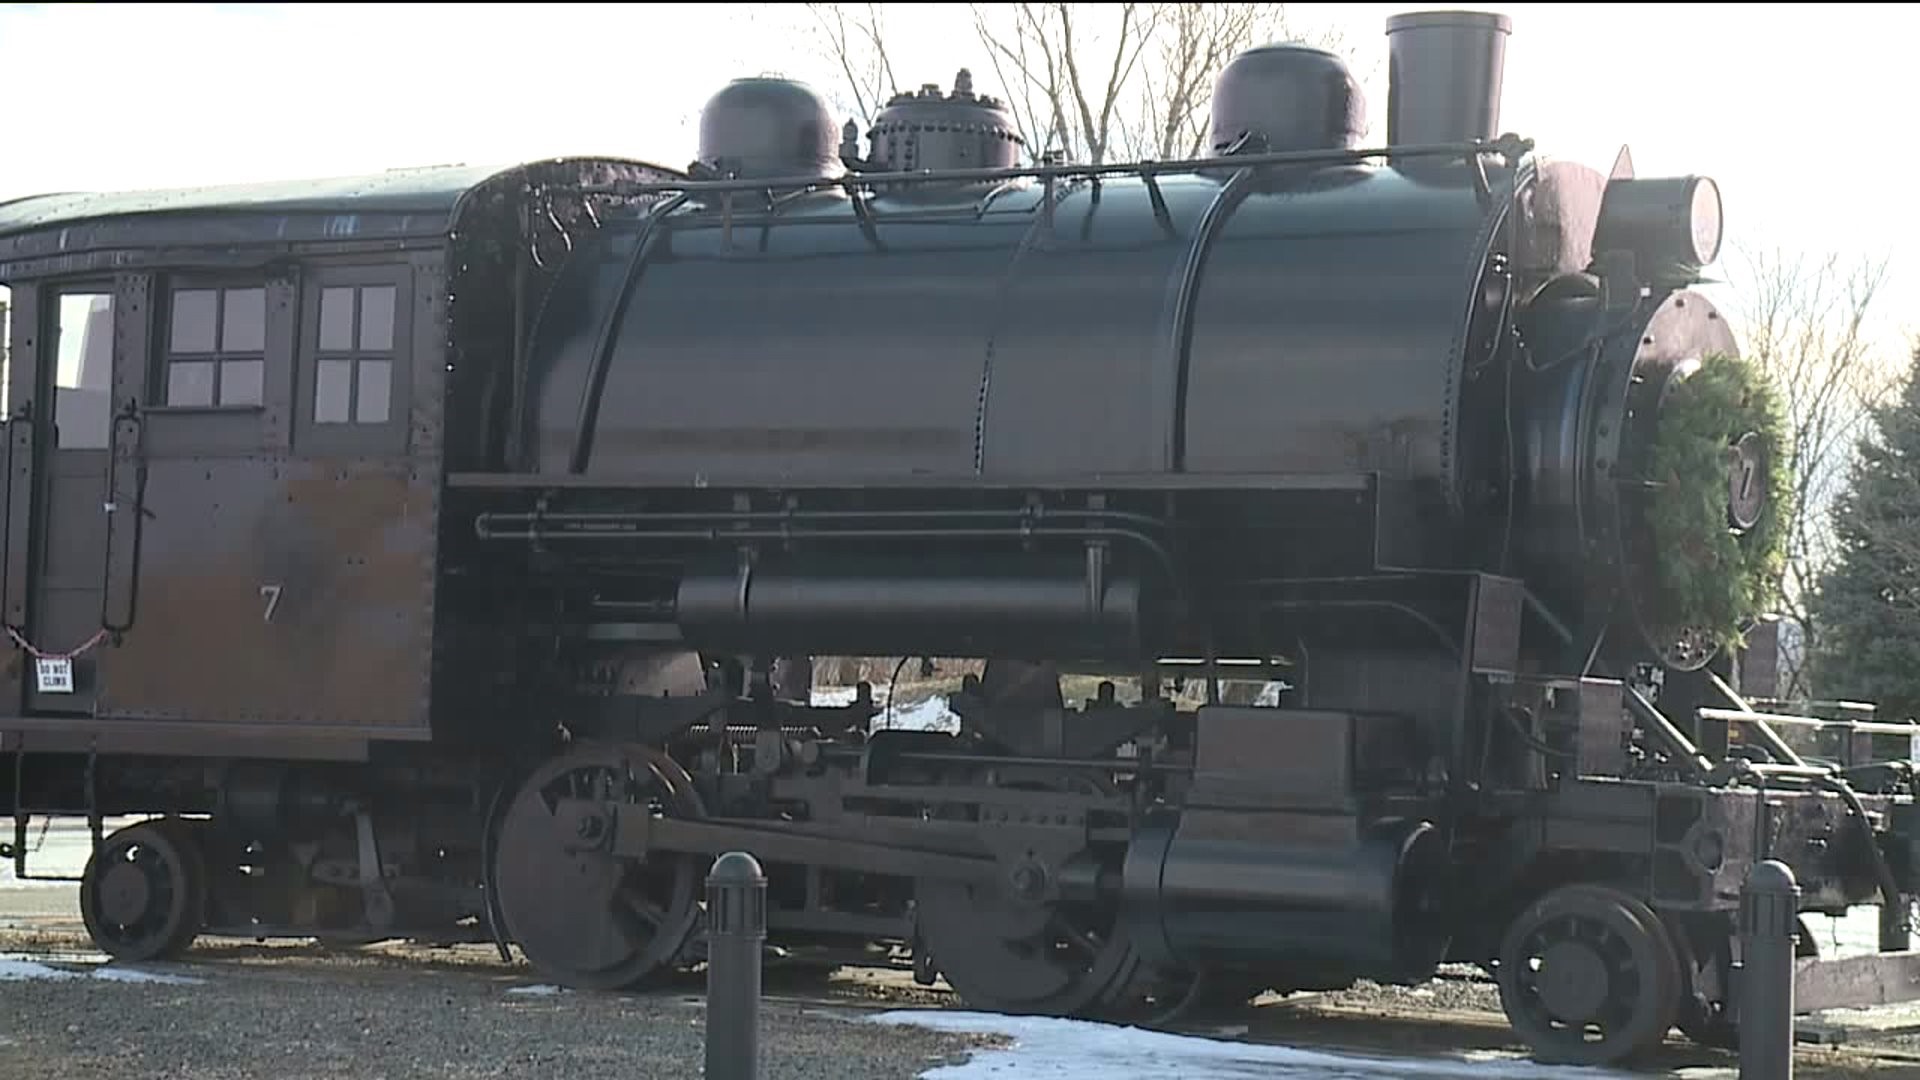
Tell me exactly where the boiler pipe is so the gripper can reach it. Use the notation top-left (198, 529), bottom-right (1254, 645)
top-left (578, 136), bottom-right (1535, 199)
top-left (471, 522), bottom-right (1182, 593)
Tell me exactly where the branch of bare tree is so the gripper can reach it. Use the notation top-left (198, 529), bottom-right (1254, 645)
top-left (800, 3), bottom-right (1358, 166)
top-left (804, 3), bottom-right (902, 129)
top-left (1128, 4), bottom-right (1353, 160)
top-left (1721, 245), bottom-right (1899, 699)
top-left (966, 3), bottom-right (1351, 164)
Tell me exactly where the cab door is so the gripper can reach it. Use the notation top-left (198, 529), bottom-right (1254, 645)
top-left (11, 281), bottom-right (118, 715)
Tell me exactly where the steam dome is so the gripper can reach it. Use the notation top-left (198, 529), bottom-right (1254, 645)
top-left (696, 77), bottom-right (845, 181)
top-left (1207, 43), bottom-right (1367, 156)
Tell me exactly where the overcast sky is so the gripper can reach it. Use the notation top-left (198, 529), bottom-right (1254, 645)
top-left (1, 1), bottom-right (1913, 363)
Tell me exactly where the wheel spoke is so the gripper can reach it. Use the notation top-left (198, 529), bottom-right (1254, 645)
top-left (617, 885), bottom-right (667, 924)
top-left (1050, 913), bottom-right (1102, 958)
top-left (606, 896), bottom-right (654, 947)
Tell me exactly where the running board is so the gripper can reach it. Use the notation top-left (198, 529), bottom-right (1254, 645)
top-left (1701, 670), bottom-right (1920, 770)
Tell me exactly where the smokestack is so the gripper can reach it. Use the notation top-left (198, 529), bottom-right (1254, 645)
top-left (1384, 10), bottom-right (1511, 146)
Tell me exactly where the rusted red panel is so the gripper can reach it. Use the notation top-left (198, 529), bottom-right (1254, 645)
top-left (94, 457), bottom-right (436, 730)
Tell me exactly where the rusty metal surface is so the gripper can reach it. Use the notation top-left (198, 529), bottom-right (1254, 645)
top-left (94, 457), bottom-right (437, 730)
top-left (1, 256), bottom-right (447, 738)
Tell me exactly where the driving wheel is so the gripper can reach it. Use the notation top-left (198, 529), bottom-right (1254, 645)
top-left (80, 818), bottom-right (208, 962)
top-left (1496, 882), bottom-right (1683, 1066)
top-left (913, 769), bottom-right (1140, 1018)
top-left (492, 741), bottom-right (705, 990)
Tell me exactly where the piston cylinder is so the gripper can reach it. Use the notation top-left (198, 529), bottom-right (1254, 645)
top-left (1121, 811), bottom-right (1450, 986)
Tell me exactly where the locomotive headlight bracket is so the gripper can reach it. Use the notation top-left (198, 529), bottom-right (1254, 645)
top-left (1591, 174), bottom-right (1724, 289)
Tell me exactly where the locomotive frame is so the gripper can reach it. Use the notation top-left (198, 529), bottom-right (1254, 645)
top-left (4, 7), bottom-right (1920, 1068)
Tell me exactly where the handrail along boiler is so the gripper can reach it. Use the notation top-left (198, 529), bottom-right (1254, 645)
top-left (0, 8), bottom-right (1918, 1066)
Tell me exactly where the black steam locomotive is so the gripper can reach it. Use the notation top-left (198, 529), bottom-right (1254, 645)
top-left (4, 8), bottom-right (1919, 1067)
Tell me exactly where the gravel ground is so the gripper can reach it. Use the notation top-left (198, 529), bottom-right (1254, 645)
top-left (0, 934), bottom-right (1000, 1080)
top-left (7, 912), bottom-right (1920, 1079)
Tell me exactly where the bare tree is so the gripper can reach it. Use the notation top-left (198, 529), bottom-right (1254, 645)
top-left (1129, 4), bottom-right (1352, 161)
top-left (1722, 246), bottom-right (1899, 700)
top-left (802, 3), bottom-right (902, 130)
top-left (967, 3), bottom-right (1352, 165)
top-left (969, 3), bottom-right (1161, 165)
top-left (799, 3), bottom-right (1354, 167)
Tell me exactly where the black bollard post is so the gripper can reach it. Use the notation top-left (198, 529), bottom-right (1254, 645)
top-left (706, 851), bottom-right (767, 1080)
top-left (1739, 859), bottom-right (1800, 1080)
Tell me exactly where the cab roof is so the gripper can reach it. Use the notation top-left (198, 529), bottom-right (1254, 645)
top-left (0, 162), bottom-right (510, 240)
top-left (0, 156), bottom-right (681, 271)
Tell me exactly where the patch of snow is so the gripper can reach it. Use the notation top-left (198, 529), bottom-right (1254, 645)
top-left (0, 958), bottom-right (79, 981)
top-left (869, 1010), bottom-right (1641, 1080)
top-left (874, 695), bottom-right (961, 734)
top-left (815, 680), bottom-right (1299, 734)
top-left (87, 966), bottom-right (203, 985)
top-left (809, 685), bottom-right (962, 734)
top-left (0, 958), bottom-right (202, 984)
top-left (506, 984), bottom-right (567, 996)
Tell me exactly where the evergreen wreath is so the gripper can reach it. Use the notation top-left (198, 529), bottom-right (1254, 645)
top-left (1641, 351), bottom-right (1793, 651)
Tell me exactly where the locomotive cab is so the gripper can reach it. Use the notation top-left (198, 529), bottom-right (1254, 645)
top-left (0, 185), bottom-right (440, 740)
top-left (0, 160), bottom-right (684, 751)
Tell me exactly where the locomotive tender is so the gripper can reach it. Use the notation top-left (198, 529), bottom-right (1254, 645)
top-left (5, 7), bottom-right (1920, 1065)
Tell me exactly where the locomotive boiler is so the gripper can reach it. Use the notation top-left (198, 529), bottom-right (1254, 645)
top-left (3, 7), bottom-right (1920, 1070)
